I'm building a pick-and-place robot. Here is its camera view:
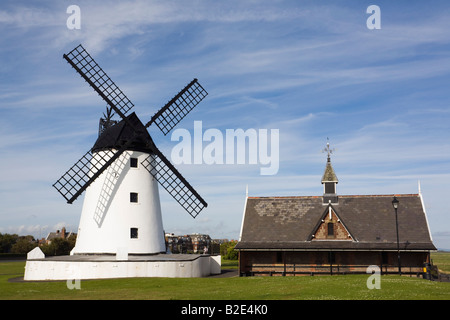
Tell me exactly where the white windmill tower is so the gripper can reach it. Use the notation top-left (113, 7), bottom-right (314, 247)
top-left (52, 45), bottom-right (208, 256)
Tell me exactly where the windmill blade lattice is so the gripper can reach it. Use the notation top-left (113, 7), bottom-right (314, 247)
top-left (146, 79), bottom-right (208, 135)
top-left (63, 44), bottom-right (134, 118)
top-left (53, 147), bottom-right (125, 204)
top-left (141, 150), bottom-right (207, 218)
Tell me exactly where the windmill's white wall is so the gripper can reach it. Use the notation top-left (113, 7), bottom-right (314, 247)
top-left (24, 255), bottom-right (222, 280)
top-left (72, 150), bottom-right (165, 255)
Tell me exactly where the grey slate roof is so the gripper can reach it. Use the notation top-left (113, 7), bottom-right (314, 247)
top-left (235, 194), bottom-right (436, 251)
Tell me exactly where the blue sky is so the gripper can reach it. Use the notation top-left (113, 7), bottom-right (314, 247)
top-left (1, 1), bottom-right (450, 249)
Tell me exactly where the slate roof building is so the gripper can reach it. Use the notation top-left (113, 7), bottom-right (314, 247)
top-left (235, 144), bottom-right (436, 276)
top-left (45, 227), bottom-right (76, 244)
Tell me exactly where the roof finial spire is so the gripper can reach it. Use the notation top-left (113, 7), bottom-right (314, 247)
top-left (323, 137), bottom-right (335, 162)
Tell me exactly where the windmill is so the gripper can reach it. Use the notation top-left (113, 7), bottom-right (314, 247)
top-left (53, 44), bottom-right (208, 255)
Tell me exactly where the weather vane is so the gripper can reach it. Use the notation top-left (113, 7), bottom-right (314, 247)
top-left (322, 137), bottom-right (335, 161)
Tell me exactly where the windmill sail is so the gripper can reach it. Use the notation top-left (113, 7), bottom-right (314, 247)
top-left (63, 44), bottom-right (134, 119)
top-left (146, 79), bottom-right (208, 135)
top-left (141, 148), bottom-right (207, 218)
top-left (93, 150), bottom-right (132, 227)
top-left (53, 147), bottom-right (126, 204)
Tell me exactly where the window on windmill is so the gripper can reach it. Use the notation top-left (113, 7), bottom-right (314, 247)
top-left (327, 223), bottom-right (334, 236)
top-left (130, 228), bottom-right (138, 239)
top-left (130, 158), bottom-right (138, 168)
top-left (130, 192), bottom-right (138, 203)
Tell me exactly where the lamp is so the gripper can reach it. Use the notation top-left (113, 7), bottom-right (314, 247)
top-left (392, 196), bottom-right (401, 275)
top-left (392, 196), bottom-right (399, 210)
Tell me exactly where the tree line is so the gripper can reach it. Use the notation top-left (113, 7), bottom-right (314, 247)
top-left (0, 233), bottom-right (76, 256)
top-left (220, 240), bottom-right (238, 260)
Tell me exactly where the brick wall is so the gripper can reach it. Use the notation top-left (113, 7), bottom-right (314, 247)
top-left (312, 209), bottom-right (351, 240)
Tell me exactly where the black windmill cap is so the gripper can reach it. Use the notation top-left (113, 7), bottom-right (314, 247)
top-left (92, 112), bottom-right (156, 154)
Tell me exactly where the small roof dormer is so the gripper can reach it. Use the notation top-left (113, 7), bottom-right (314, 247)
top-left (321, 140), bottom-right (338, 204)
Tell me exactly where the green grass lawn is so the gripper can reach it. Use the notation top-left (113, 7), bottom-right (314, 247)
top-left (1, 260), bottom-right (449, 300)
top-left (431, 252), bottom-right (450, 273)
top-left (220, 258), bottom-right (238, 269)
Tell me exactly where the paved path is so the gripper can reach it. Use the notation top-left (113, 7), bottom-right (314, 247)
top-left (208, 269), bottom-right (238, 278)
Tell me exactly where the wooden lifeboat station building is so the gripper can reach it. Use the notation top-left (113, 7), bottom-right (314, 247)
top-left (235, 146), bottom-right (436, 276)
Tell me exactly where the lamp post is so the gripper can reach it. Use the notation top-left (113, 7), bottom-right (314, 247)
top-left (392, 196), bottom-right (401, 275)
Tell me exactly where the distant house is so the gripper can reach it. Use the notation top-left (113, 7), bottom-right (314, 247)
top-left (165, 233), bottom-right (212, 254)
top-left (191, 233), bottom-right (211, 253)
top-left (45, 227), bottom-right (76, 245)
top-left (235, 149), bottom-right (436, 276)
